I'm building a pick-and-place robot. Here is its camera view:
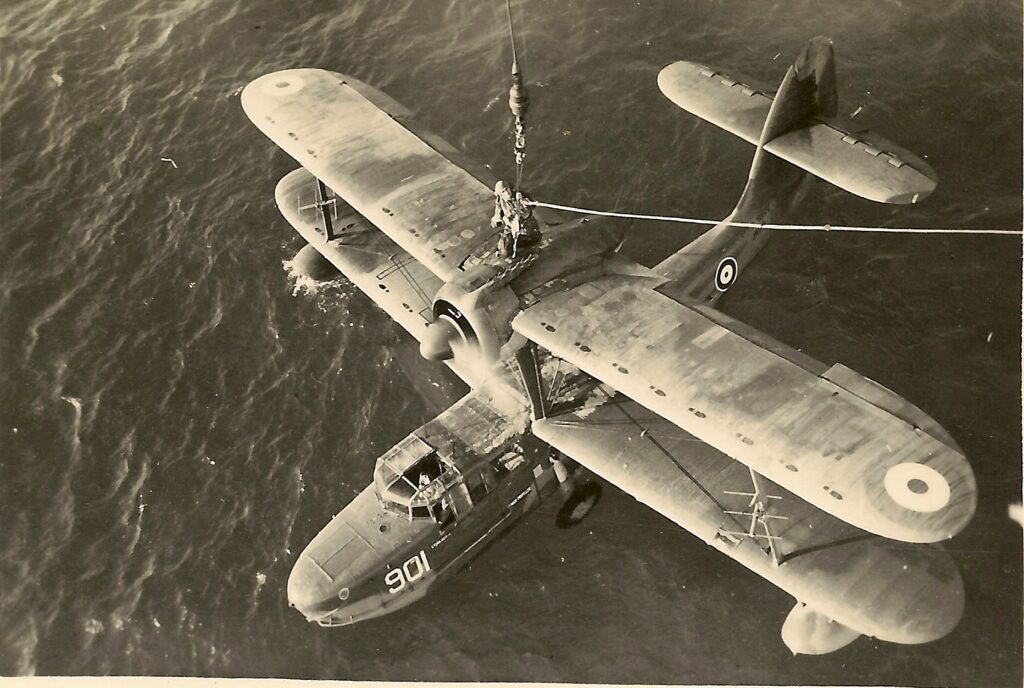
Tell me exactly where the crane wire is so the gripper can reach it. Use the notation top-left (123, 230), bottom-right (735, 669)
top-left (524, 199), bottom-right (1024, 236)
top-left (504, 0), bottom-right (527, 192)
top-left (505, 0), bottom-right (518, 67)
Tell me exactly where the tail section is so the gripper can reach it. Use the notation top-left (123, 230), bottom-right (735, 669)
top-left (658, 36), bottom-right (936, 203)
top-left (796, 36), bottom-right (837, 118)
top-left (654, 152), bottom-right (807, 305)
top-left (759, 37), bottom-right (836, 142)
top-left (656, 37), bottom-right (937, 303)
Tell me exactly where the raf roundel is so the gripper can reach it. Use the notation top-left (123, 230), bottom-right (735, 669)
top-left (263, 75), bottom-right (305, 96)
top-left (882, 462), bottom-right (952, 513)
top-left (714, 256), bottom-right (739, 292)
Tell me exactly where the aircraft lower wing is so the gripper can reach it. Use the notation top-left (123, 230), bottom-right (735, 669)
top-left (512, 274), bottom-right (975, 543)
top-left (243, 69), bottom-right (498, 282)
top-left (657, 60), bottom-right (937, 203)
top-left (533, 394), bottom-right (964, 648)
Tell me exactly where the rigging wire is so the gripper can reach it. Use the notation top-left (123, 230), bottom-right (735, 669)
top-left (524, 199), bottom-right (1024, 236)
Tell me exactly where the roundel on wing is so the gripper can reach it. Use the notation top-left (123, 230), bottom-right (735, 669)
top-left (715, 257), bottom-right (739, 292)
top-left (264, 75), bottom-right (305, 96)
top-left (882, 462), bottom-right (952, 513)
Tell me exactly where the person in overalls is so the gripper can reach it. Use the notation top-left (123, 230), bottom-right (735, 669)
top-left (492, 180), bottom-right (519, 258)
top-left (491, 181), bottom-right (515, 229)
top-left (513, 191), bottom-right (541, 248)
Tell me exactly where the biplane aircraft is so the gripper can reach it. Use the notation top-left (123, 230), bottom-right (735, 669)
top-left (241, 36), bottom-right (976, 655)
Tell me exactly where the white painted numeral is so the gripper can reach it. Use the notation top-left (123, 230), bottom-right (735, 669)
top-left (385, 550), bottom-right (431, 594)
top-left (384, 568), bottom-right (403, 592)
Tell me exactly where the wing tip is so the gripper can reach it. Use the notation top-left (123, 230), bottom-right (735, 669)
top-left (657, 60), bottom-right (716, 105)
top-left (870, 478), bottom-right (976, 544)
top-left (241, 68), bottom-right (338, 121)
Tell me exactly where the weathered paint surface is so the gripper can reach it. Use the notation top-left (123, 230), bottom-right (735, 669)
top-left (514, 274), bottom-right (975, 543)
top-left (243, 69), bottom-right (497, 282)
top-left (657, 60), bottom-right (937, 203)
top-left (246, 54), bottom-right (974, 649)
top-left (533, 396), bottom-right (964, 645)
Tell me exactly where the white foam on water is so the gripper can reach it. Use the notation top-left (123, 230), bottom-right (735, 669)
top-left (282, 257), bottom-right (325, 297)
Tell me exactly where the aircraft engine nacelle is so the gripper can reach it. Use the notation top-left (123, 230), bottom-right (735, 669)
top-left (420, 264), bottom-right (521, 368)
top-left (781, 602), bottom-right (862, 655)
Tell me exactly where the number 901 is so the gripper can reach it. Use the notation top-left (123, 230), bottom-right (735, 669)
top-left (385, 550), bottom-right (431, 594)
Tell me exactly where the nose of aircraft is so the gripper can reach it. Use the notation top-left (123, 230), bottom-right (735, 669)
top-left (286, 554), bottom-right (337, 621)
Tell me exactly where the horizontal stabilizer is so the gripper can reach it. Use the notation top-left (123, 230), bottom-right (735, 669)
top-left (658, 39), bottom-right (938, 203)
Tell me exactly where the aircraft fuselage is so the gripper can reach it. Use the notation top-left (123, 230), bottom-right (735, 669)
top-left (287, 408), bottom-right (571, 626)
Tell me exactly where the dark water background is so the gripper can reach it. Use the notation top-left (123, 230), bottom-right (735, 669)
top-left (2, 0), bottom-right (1021, 683)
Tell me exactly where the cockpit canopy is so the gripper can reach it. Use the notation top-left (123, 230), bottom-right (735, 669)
top-left (373, 435), bottom-right (460, 520)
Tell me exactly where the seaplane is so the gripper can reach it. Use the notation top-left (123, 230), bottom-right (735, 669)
top-left (241, 31), bottom-right (976, 655)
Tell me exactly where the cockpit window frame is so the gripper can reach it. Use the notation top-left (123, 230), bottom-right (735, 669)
top-left (374, 435), bottom-right (463, 521)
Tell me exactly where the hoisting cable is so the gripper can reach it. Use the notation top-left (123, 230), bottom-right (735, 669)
top-left (523, 199), bottom-right (1024, 236)
top-left (505, 0), bottom-right (529, 193)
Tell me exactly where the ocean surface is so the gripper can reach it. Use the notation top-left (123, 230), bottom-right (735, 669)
top-left (1, 0), bottom-right (1021, 683)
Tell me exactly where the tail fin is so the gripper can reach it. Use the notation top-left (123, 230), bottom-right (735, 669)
top-left (759, 37), bottom-right (837, 142)
top-left (731, 38), bottom-right (838, 223)
top-left (655, 37), bottom-right (936, 304)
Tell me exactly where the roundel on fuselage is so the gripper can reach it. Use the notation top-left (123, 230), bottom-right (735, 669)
top-left (715, 256), bottom-right (739, 292)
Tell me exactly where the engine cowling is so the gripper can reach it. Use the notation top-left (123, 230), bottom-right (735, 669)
top-left (419, 264), bottom-right (521, 368)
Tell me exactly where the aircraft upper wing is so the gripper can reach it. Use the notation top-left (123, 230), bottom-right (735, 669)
top-left (512, 274), bottom-right (976, 543)
top-left (657, 61), bottom-right (937, 203)
top-left (532, 393), bottom-right (964, 645)
top-left (243, 69), bottom-right (498, 283)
